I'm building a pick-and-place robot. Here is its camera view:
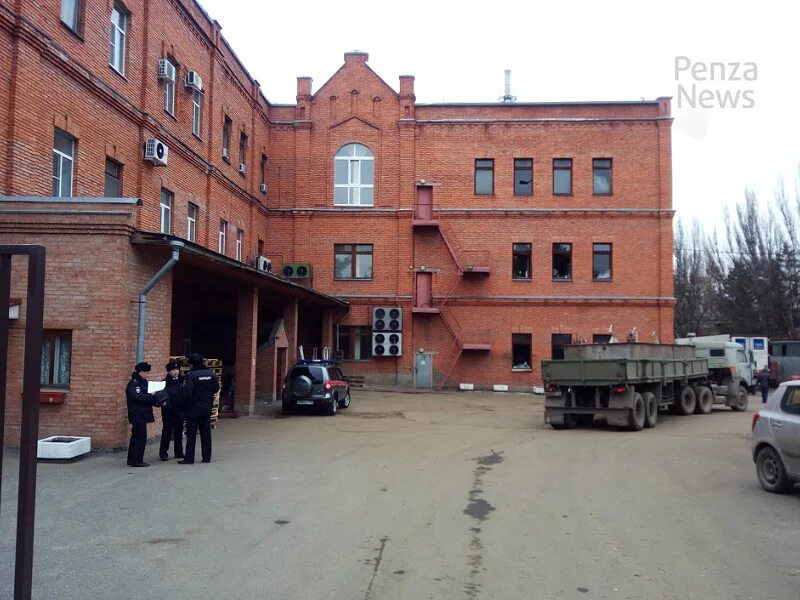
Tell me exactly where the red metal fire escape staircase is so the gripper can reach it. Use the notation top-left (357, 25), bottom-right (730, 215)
top-left (412, 203), bottom-right (491, 388)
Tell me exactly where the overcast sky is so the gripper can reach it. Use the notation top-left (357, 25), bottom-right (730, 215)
top-left (198, 0), bottom-right (800, 232)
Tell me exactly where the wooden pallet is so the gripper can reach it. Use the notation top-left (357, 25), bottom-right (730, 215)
top-left (344, 375), bottom-right (365, 388)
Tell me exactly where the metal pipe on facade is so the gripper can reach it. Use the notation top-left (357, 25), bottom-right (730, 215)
top-left (136, 240), bottom-right (184, 364)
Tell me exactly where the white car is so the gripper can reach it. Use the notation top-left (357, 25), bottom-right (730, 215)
top-left (751, 381), bottom-right (800, 493)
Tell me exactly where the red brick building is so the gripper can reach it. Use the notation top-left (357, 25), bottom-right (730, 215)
top-left (0, 0), bottom-right (674, 446)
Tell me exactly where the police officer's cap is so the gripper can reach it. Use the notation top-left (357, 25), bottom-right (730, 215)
top-left (188, 353), bottom-right (205, 366)
top-left (135, 361), bottom-right (152, 372)
top-left (165, 361), bottom-right (181, 371)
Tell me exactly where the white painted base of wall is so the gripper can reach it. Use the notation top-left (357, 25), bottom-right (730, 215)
top-left (493, 384), bottom-right (509, 392)
top-left (37, 436), bottom-right (91, 459)
top-left (459, 383), bottom-right (474, 391)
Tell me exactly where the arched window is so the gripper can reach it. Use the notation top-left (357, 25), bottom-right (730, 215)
top-left (334, 143), bottom-right (374, 206)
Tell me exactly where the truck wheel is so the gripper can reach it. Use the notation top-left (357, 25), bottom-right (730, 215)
top-left (731, 386), bottom-right (749, 412)
top-left (694, 386), bottom-right (713, 414)
top-left (756, 446), bottom-right (792, 493)
top-left (628, 393), bottom-right (646, 431)
top-left (643, 392), bottom-right (658, 428)
top-left (551, 414), bottom-right (577, 430)
top-left (673, 385), bottom-right (696, 415)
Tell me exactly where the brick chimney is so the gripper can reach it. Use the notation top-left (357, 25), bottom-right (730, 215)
top-left (296, 77), bottom-right (312, 120)
top-left (344, 50), bottom-right (369, 65)
top-left (399, 75), bottom-right (415, 119)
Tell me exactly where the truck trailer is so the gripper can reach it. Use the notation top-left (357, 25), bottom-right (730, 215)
top-left (542, 341), bottom-right (753, 431)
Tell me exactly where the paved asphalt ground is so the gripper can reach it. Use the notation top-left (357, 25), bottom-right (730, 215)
top-left (1, 390), bottom-right (799, 600)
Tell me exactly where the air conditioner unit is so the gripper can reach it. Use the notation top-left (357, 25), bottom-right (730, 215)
top-left (144, 138), bottom-right (168, 166)
top-left (222, 147), bottom-right (229, 159)
top-left (373, 332), bottom-right (402, 357)
top-left (239, 163), bottom-right (246, 175)
top-left (281, 263), bottom-right (312, 279)
top-left (157, 59), bottom-right (176, 82)
top-left (372, 307), bottom-right (402, 332)
top-left (255, 255), bottom-right (272, 273)
top-left (259, 183), bottom-right (267, 193)
top-left (185, 70), bottom-right (203, 92)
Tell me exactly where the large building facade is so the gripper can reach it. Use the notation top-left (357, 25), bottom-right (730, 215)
top-left (0, 0), bottom-right (674, 446)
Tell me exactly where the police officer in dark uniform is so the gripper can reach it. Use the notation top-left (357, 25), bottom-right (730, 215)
top-left (159, 361), bottom-right (185, 461)
top-left (125, 361), bottom-right (164, 467)
top-left (179, 353), bottom-right (219, 464)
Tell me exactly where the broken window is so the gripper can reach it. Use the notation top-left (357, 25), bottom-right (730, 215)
top-left (592, 243), bottom-right (612, 280)
top-left (512, 243), bottom-right (531, 280)
top-left (512, 333), bottom-right (532, 370)
top-left (514, 158), bottom-right (533, 195)
top-left (551, 334), bottom-right (573, 360)
top-left (552, 243), bottom-right (572, 280)
top-left (593, 158), bottom-right (612, 195)
top-left (553, 158), bottom-right (572, 195)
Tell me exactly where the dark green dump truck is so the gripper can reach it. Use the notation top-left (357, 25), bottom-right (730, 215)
top-left (542, 342), bottom-right (749, 431)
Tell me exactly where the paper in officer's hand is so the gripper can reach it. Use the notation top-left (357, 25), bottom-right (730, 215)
top-left (147, 381), bottom-right (166, 393)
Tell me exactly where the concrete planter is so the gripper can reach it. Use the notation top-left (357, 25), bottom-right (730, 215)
top-left (37, 436), bottom-right (91, 460)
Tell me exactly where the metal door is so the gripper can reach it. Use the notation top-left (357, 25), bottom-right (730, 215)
top-left (415, 353), bottom-right (432, 388)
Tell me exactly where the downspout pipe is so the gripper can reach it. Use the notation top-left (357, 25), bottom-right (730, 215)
top-left (136, 240), bottom-right (185, 364)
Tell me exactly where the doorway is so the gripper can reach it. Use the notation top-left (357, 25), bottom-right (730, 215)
top-left (415, 353), bottom-right (432, 388)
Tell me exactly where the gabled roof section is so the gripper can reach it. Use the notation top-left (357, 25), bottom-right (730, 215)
top-left (312, 51), bottom-right (400, 101)
top-left (330, 115), bottom-right (380, 131)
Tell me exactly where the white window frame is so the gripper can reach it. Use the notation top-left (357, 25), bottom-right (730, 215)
top-left (52, 129), bottom-right (74, 198)
top-left (187, 203), bottom-right (197, 242)
top-left (159, 189), bottom-right (172, 234)
top-left (334, 143), bottom-right (374, 206)
top-left (219, 219), bottom-right (227, 254)
top-left (192, 90), bottom-right (202, 137)
top-left (109, 3), bottom-right (127, 75)
top-left (235, 229), bottom-right (243, 261)
top-left (163, 61), bottom-right (175, 115)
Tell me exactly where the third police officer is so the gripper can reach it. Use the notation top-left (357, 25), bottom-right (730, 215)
top-left (178, 353), bottom-right (219, 464)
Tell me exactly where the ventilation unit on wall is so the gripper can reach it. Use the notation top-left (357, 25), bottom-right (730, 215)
top-left (157, 59), bottom-right (176, 81)
top-left (144, 138), bottom-right (168, 166)
top-left (255, 255), bottom-right (271, 273)
top-left (372, 307), bottom-right (402, 331)
top-left (185, 70), bottom-right (203, 92)
top-left (373, 332), bottom-right (402, 357)
top-left (281, 263), bottom-right (312, 279)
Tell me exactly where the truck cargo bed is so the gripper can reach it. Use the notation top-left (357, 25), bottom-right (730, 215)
top-left (541, 357), bottom-right (709, 386)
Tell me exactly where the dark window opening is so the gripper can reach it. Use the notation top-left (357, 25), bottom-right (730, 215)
top-left (592, 243), bottom-right (612, 280)
top-left (709, 349), bottom-right (725, 357)
top-left (338, 326), bottom-right (373, 360)
top-left (593, 334), bottom-right (612, 344)
top-left (512, 333), bottom-right (532, 370)
top-left (222, 116), bottom-right (232, 160)
top-left (104, 158), bottom-right (122, 197)
top-left (552, 243), bottom-right (572, 280)
top-left (41, 330), bottom-right (72, 388)
top-left (551, 333), bottom-right (573, 360)
top-left (514, 158), bottom-right (533, 195)
top-left (475, 159), bottom-right (494, 195)
top-left (593, 158), bottom-right (612, 195)
top-left (238, 132), bottom-right (247, 172)
top-left (512, 243), bottom-right (531, 279)
top-left (335, 244), bottom-right (373, 279)
top-left (260, 154), bottom-right (268, 188)
top-left (553, 158), bottom-right (572, 195)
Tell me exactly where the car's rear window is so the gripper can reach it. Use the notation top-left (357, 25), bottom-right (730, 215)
top-left (289, 366), bottom-right (325, 383)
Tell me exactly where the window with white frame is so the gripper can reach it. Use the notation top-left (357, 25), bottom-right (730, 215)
top-left (61, 0), bottom-right (81, 32)
top-left (218, 219), bottom-right (227, 254)
top-left (109, 3), bottom-right (127, 75)
top-left (334, 143), bottom-right (374, 206)
top-left (187, 203), bottom-right (197, 242)
top-left (52, 129), bottom-right (75, 198)
top-left (192, 90), bottom-right (202, 137)
top-left (159, 189), bottom-right (172, 234)
top-left (163, 60), bottom-right (175, 115)
top-left (235, 229), bottom-right (243, 261)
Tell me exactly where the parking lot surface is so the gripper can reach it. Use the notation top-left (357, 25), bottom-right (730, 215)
top-left (2, 390), bottom-right (799, 600)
